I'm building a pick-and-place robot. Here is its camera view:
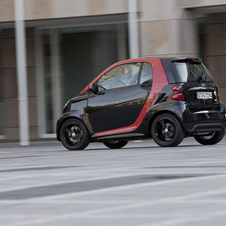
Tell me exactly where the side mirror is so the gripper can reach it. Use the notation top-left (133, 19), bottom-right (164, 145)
top-left (91, 83), bottom-right (104, 95)
top-left (91, 83), bottom-right (98, 93)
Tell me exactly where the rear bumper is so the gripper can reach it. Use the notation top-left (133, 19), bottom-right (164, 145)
top-left (182, 102), bottom-right (226, 134)
top-left (147, 101), bottom-right (226, 135)
top-left (183, 121), bottom-right (226, 134)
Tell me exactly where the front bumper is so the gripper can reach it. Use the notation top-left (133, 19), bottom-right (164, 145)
top-left (56, 114), bottom-right (69, 141)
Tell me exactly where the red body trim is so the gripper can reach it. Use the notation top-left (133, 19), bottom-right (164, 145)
top-left (93, 58), bottom-right (169, 137)
top-left (81, 58), bottom-right (158, 94)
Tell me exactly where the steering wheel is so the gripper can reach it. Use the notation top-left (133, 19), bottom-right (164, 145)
top-left (115, 80), bottom-right (125, 88)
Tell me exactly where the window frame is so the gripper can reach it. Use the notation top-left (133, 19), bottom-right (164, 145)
top-left (138, 62), bottom-right (153, 84)
top-left (96, 62), bottom-right (143, 91)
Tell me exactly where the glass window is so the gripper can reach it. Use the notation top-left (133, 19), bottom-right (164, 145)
top-left (173, 62), bottom-right (214, 83)
top-left (60, 27), bottom-right (118, 103)
top-left (140, 63), bottom-right (152, 84)
top-left (40, 24), bottom-right (128, 134)
top-left (97, 63), bottom-right (141, 90)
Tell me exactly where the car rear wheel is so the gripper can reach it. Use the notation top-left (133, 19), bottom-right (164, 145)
top-left (103, 140), bottom-right (128, 149)
top-left (151, 113), bottom-right (185, 147)
top-left (194, 131), bottom-right (225, 145)
top-left (60, 118), bottom-right (89, 150)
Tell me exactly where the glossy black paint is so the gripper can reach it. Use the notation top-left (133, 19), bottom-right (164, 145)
top-left (56, 94), bottom-right (89, 141)
top-left (161, 59), bottom-right (176, 84)
top-left (87, 85), bottom-right (150, 133)
top-left (56, 58), bottom-right (226, 144)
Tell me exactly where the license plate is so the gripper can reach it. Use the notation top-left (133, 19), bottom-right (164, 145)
top-left (196, 92), bottom-right (212, 99)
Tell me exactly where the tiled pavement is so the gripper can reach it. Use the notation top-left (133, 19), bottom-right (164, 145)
top-left (0, 137), bottom-right (226, 225)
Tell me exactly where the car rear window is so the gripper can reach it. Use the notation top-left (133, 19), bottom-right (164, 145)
top-left (173, 62), bottom-right (214, 83)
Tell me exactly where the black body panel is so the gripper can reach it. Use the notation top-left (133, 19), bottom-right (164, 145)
top-left (87, 85), bottom-right (150, 133)
top-left (161, 59), bottom-right (176, 84)
top-left (56, 94), bottom-right (89, 141)
top-left (56, 57), bottom-right (226, 147)
top-left (57, 81), bottom-right (226, 141)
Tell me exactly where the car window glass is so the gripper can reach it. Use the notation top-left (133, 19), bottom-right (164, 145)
top-left (140, 63), bottom-right (152, 84)
top-left (97, 63), bottom-right (141, 90)
top-left (173, 62), bottom-right (214, 82)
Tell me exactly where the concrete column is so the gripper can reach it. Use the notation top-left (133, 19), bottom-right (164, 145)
top-left (51, 29), bottom-right (62, 128)
top-left (128, 0), bottom-right (139, 59)
top-left (14, 0), bottom-right (29, 145)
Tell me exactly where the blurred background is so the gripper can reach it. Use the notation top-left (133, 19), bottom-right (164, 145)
top-left (0, 0), bottom-right (226, 143)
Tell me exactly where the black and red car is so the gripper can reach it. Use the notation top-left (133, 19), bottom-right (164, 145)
top-left (56, 58), bottom-right (226, 150)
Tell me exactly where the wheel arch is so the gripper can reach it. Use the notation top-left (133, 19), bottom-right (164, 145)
top-left (147, 110), bottom-right (183, 137)
top-left (57, 116), bottom-right (90, 141)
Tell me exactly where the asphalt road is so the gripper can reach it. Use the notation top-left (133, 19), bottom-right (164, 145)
top-left (1, 137), bottom-right (226, 226)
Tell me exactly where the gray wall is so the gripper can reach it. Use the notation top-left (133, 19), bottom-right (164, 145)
top-left (205, 13), bottom-right (226, 106)
top-left (0, 28), bottom-right (38, 139)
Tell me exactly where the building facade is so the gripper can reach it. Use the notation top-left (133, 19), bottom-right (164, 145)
top-left (0, 0), bottom-right (226, 142)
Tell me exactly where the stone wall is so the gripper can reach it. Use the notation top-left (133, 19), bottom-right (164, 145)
top-left (182, 0), bottom-right (226, 8)
top-left (204, 13), bottom-right (226, 106)
top-left (0, 28), bottom-right (38, 140)
top-left (0, 0), bottom-right (127, 22)
top-left (139, 0), bottom-right (198, 58)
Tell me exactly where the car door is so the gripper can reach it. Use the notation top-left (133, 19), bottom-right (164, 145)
top-left (87, 62), bottom-right (153, 134)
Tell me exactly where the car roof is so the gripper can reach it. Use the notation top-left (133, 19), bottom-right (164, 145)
top-left (136, 57), bottom-right (202, 62)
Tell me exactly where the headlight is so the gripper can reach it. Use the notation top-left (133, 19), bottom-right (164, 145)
top-left (63, 100), bottom-right (70, 113)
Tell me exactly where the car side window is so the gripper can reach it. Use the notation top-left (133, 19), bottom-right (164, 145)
top-left (97, 63), bottom-right (141, 91)
top-left (140, 63), bottom-right (153, 84)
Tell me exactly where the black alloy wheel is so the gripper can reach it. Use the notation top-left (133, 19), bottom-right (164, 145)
top-left (151, 113), bottom-right (185, 147)
top-left (194, 131), bottom-right (225, 145)
top-left (60, 118), bottom-right (89, 150)
top-left (103, 140), bottom-right (128, 149)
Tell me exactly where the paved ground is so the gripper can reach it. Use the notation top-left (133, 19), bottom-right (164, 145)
top-left (0, 137), bottom-right (226, 226)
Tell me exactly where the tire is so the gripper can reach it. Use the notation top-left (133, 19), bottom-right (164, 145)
top-left (103, 140), bottom-right (128, 149)
top-left (194, 131), bottom-right (225, 145)
top-left (59, 118), bottom-right (89, 150)
top-left (151, 113), bottom-right (185, 147)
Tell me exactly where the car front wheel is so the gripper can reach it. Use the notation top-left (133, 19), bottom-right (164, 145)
top-left (60, 118), bottom-right (89, 150)
top-left (103, 140), bottom-right (128, 149)
top-left (151, 113), bottom-right (185, 147)
top-left (194, 131), bottom-right (225, 145)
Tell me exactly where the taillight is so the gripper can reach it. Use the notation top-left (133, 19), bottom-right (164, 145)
top-left (172, 93), bottom-right (184, 101)
top-left (216, 84), bottom-right (220, 100)
top-left (171, 85), bottom-right (184, 101)
top-left (172, 85), bottom-right (183, 92)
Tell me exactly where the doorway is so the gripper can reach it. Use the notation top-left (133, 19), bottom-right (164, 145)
top-left (38, 24), bottom-right (128, 135)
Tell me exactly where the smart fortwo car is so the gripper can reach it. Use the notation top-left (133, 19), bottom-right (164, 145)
top-left (56, 58), bottom-right (226, 150)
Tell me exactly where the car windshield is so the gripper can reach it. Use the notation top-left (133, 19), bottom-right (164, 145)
top-left (173, 62), bottom-right (214, 83)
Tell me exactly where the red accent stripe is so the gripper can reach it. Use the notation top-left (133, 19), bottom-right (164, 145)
top-left (95, 59), bottom-right (169, 137)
